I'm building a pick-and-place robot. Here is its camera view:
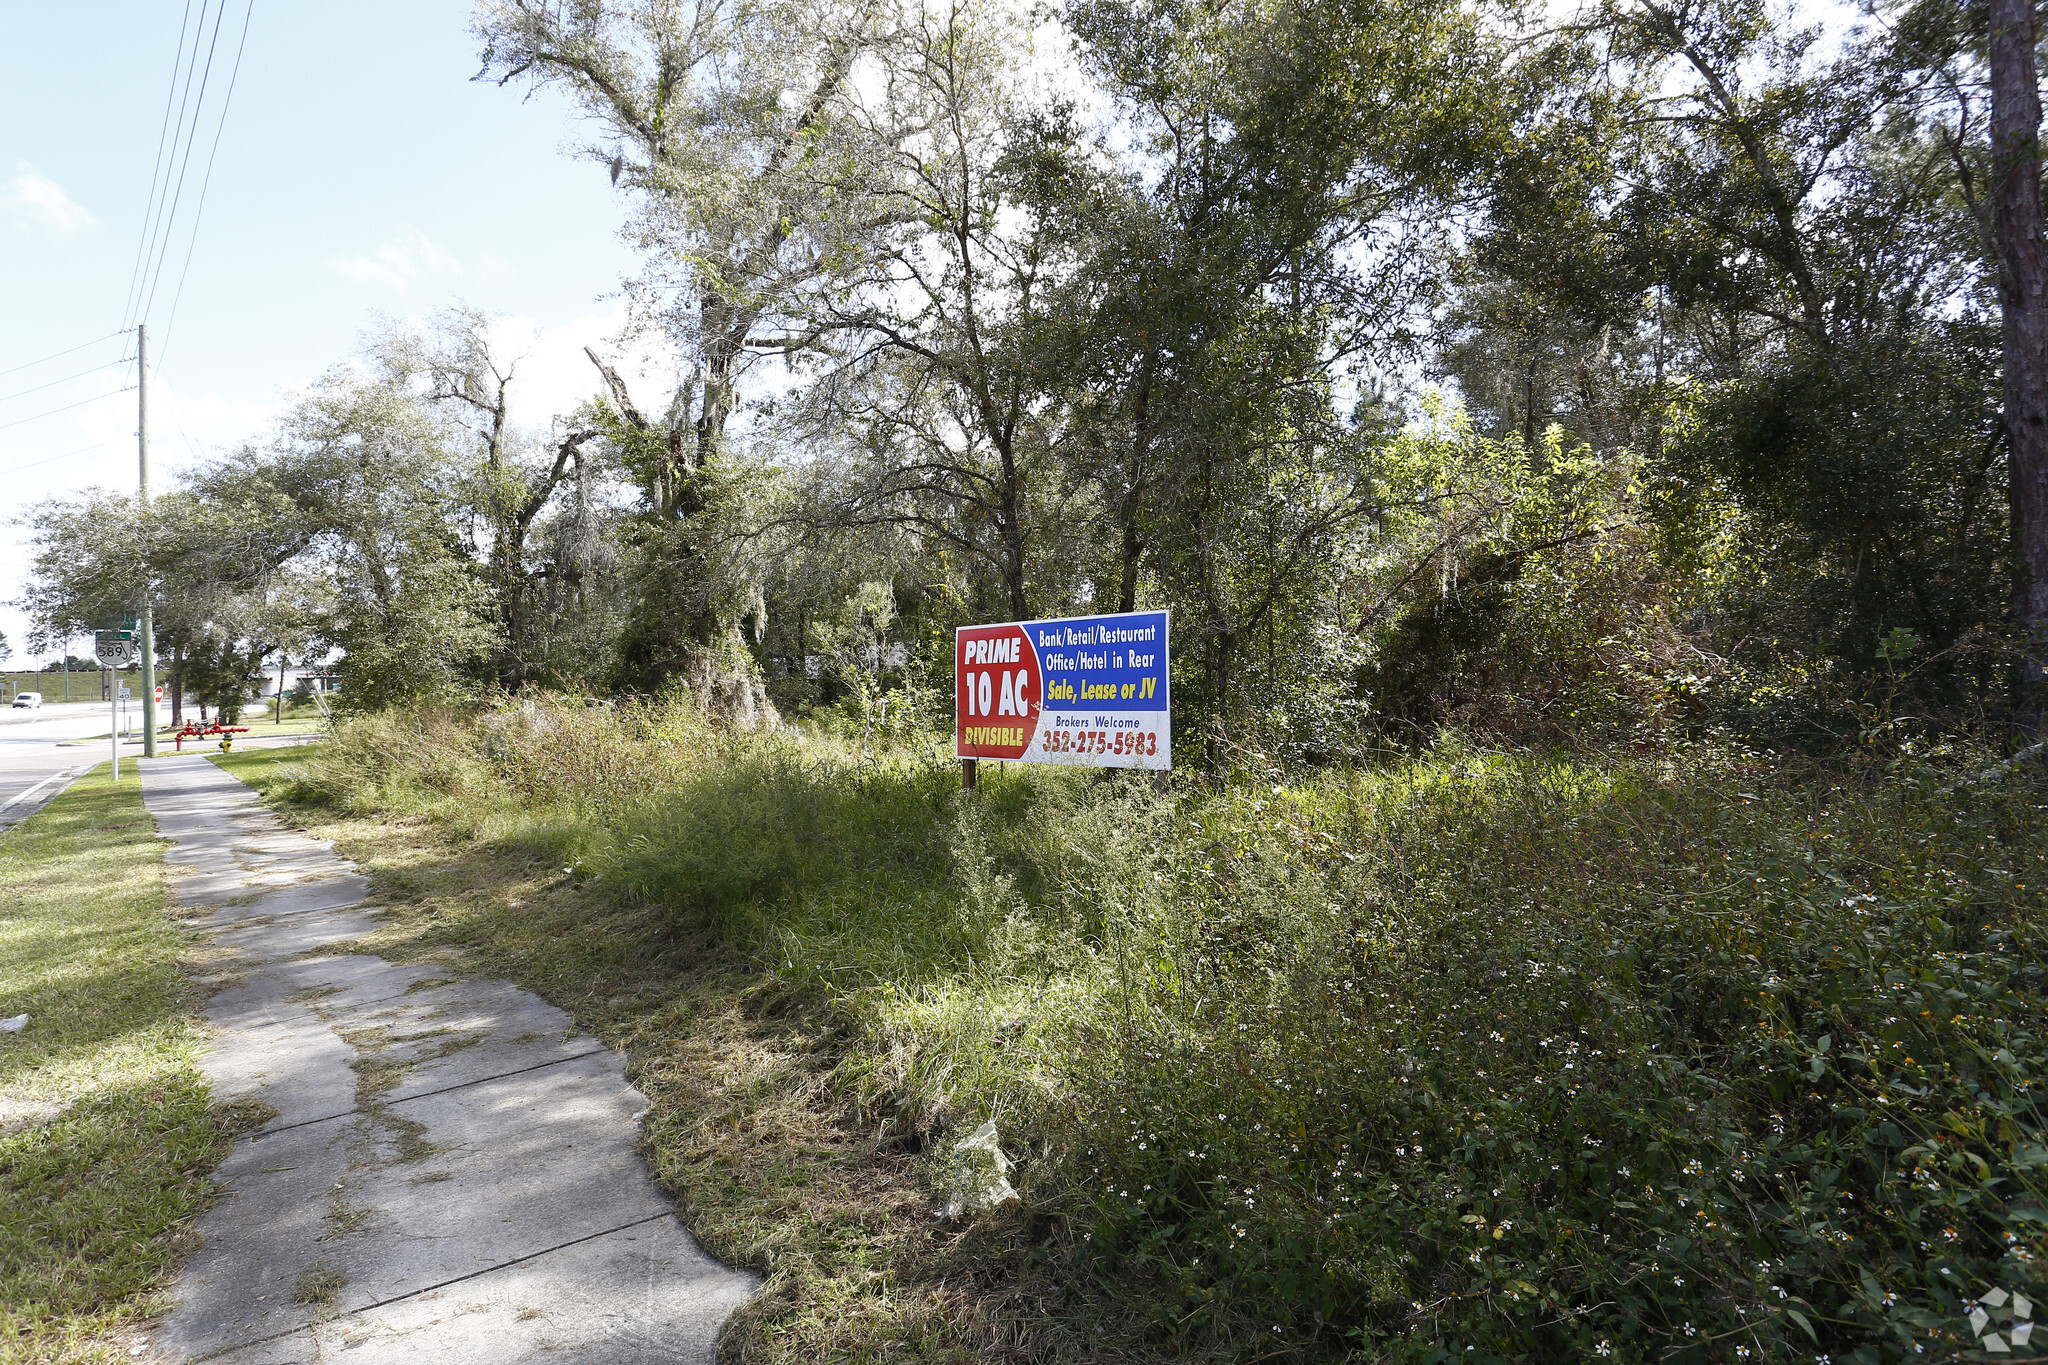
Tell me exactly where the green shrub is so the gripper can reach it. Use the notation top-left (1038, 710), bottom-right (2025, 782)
top-left (1072, 761), bottom-right (2047, 1362)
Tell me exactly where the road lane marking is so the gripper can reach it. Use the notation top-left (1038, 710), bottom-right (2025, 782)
top-left (0, 767), bottom-right (82, 811)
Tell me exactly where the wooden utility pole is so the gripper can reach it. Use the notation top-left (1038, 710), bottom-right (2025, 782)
top-left (137, 324), bottom-right (159, 757)
top-left (1992, 0), bottom-right (2048, 698)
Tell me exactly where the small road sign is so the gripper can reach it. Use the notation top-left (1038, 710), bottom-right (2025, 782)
top-left (94, 617), bottom-right (140, 670)
top-left (94, 617), bottom-right (141, 779)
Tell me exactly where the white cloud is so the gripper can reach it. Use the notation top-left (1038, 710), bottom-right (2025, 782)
top-left (2, 162), bottom-right (95, 237)
top-left (0, 366), bottom-right (276, 656)
top-left (484, 303), bottom-right (684, 430)
top-left (146, 378), bottom-right (279, 465)
top-left (45, 368), bottom-right (276, 476)
top-left (328, 223), bottom-right (462, 292)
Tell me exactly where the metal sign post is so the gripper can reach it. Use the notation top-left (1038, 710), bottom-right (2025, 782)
top-left (94, 623), bottom-right (139, 780)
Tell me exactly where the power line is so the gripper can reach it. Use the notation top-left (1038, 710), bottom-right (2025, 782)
top-left (0, 437), bottom-right (129, 478)
top-left (127, 1), bottom-right (214, 328)
top-left (142, 4), bottom-right (229, 330)
top-left (0, 357), bottom-right (135, 407)
top-left (121, 0), bottom-right (201, 329)
top-left (140, 0), bottom-right (232, 328)
top-left (0, 331), bottom-right (131, 383)
top-left (0, 387), bottom-right (138, 435)
top-left (156, 0), bottom-right (257, 369)
top-left (156, 365), bottom-right (213, 465)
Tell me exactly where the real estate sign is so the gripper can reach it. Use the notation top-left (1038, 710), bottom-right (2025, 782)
top-left (955, 610), bottom-right (1170, 769)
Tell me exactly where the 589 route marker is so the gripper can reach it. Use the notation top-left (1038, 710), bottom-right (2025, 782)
top-left (955, 610), bottom-right (1170, 770)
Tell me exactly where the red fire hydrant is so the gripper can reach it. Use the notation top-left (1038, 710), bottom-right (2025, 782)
top-left (174, 721), bottom-right (251, 752)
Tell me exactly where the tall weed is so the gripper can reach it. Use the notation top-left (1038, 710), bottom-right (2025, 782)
top-left (286, 702), bottom-right (2047, 1362)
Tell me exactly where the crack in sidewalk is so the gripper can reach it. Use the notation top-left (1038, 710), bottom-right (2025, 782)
top-left (182, 1211), bottom-right (680, 1361)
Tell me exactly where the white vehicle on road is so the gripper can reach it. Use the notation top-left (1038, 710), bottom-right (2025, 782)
top-left (11, 692), bottom-right (42, 709)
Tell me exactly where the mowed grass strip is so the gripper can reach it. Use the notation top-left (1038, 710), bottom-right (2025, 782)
top-left (0, 765), bottom-right (220, 1364)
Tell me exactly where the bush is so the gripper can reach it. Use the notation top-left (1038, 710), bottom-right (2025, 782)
top-left (1072, 757), bottom-right (2048, 1362)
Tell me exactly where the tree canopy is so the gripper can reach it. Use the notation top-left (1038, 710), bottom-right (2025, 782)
top-left (21, 0), bottom-right (2043, 742)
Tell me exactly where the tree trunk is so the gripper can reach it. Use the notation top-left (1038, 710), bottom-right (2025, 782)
top-left (998, 441), bottom-right (1028, 621)
top-left (1115, 366), bottom-right (1157, 615)
top-left (494, 527), bottom-right (525, 688)
top-left (1524, 360), bottom-right (1538, 453)
top-left (696, 290), bottom-right (740, 480)
top-left (1117, 518), bottom-right (1144, 614)
top-left (1204, 629), bottom-right (1233, 770)
top-left (1992, 0), bottom-right (2048, 694)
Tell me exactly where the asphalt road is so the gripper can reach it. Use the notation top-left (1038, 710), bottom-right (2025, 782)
top-left (0, 700), bottom-right (140, 833)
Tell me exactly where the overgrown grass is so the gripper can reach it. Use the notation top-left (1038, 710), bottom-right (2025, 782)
top-left (216, 736), bottom-right (1118, 1362)
top-left (0, 765), bottom-right (225, 1364)
top-left (246, 703), bottom-right (2048, 1364)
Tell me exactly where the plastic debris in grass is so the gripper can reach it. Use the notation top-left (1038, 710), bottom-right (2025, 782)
top-left (0, 1014), bottom-right (26, 1033)
top-left (944, 1119), bottom-right (1020, 1222)
top-left (1969, 1286), bottom-right (2034, 1354)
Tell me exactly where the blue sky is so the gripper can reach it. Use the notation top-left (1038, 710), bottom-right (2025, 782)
top-left (0, 1), bottom-right (662, 660)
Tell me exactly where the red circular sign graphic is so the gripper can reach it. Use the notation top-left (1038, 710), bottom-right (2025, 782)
top-left (955, 624), bottom-right (1041, 759)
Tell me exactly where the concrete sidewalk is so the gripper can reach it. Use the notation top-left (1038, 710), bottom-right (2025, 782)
top-left (138, 754), bottom-right (755, 1364)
